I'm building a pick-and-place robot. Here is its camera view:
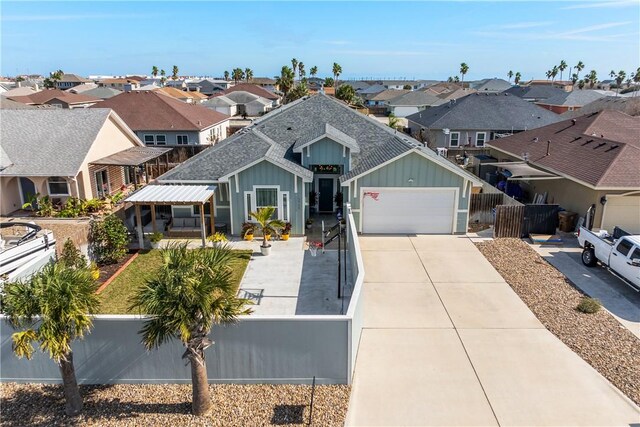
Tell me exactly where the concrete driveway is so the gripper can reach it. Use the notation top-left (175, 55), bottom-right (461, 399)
top-left (346, 235), bottom-right (639, 426)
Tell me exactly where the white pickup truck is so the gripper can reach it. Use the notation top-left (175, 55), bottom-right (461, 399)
top-left (577, 226), bottom-right (640, 288)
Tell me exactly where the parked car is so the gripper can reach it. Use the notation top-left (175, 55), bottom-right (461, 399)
top-left (577, 226), bottom-right (640, 288)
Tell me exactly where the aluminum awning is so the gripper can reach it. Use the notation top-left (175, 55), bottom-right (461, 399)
top-left (89, 146), bottom-right (172, 166)
top-left (125, 184), bottom-right (216, 205)
top-left (482, 161), bottom-right (561, 181)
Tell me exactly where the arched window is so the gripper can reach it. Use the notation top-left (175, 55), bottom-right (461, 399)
top-left (48, 176), bottom-right (70, 196)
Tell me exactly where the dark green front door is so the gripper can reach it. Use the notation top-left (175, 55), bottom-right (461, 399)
top-left (318, 178), bottom-right (334, 212)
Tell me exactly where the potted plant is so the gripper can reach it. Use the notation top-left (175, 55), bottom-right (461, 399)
top-left (149, 232), bottom-right (163, 249)
top-left (305, 218), bottom-right (314, 230)
top-left (90, 262), bottom-right (100, 280)
top-left (309, 191), bottom-right (318, 213)
top-left (242, 222), bottom-right (255, 241)
top-left (250, 207), bottom-right (285, 256)
top-left (207, 232), bottom-right (228, 247)
top-left (281, 222), bottom-right (292, 241)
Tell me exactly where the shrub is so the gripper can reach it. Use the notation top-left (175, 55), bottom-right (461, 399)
top-left (241, 222), bottom-right (255, 237)
top-left (149, 232), bottom-right (164, 243)
top-left (207, 232), bottom-right (228, 243)
top-left (282, 222), bottom-right (292, 235)
top-left (89, 215), bottom-right (129, 265)
top-left (576, 297), bottom-right (601, 314)
top-left (58, 238), bottom-right (87, 269)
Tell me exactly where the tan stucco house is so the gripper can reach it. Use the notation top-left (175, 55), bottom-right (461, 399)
top-left (0, 108), bottom-right (144, 215)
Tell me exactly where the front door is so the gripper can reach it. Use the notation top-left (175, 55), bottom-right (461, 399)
top-left (318, 178), bottom-right (334, 212)
top-left (95, 169), bottom-right (110, 198)
top-left (19, 178), bottom-right (38, 209)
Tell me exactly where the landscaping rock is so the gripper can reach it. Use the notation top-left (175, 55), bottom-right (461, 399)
top-left (476, 238), bottom-right (640, 406)
top-left (0, 383), bottom-right (350, 426)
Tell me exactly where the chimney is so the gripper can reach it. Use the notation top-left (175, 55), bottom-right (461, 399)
top-left (546, 140), bottom-right (551, 156)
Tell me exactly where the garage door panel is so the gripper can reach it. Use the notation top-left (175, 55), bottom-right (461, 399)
top-left (602, 196), bottom-right (640, 234)
top-left (362, 188), bottom-right (456, 234)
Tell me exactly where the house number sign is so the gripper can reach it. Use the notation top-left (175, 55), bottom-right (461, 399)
top-left (311, 164), bottom-right (341, 174)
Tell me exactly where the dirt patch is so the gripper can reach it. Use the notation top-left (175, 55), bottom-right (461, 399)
top-left (476, 238), bottom-right (640, 406)
top-left (0, 383), bottom-right (351, 427)
top-left (97, 251), bottom-right (137, 285)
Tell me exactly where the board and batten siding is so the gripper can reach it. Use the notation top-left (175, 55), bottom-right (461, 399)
top-left (171, 183), bottom-right (231, 225)
top-left (346, 152), bottom-right (471, 233)
top-left (301, 137), bottom-right (350, 172)
top-left (229, 160), bottom-right (304, 235)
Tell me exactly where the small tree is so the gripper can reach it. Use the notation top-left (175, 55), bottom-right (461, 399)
top-left (130, 243), bottom-right (252, 416)
top-left (2, 262), bottom-right (100, 416)
top-left (323, 77), bottom-right (334, 88)
top-left (403, 84), bottom-right (412, 90)
top-left (89, 215), bottom-right (129, 265)
top-left (250, 207), bottom-right (285, 249)
top-left (336, 84), bottom-right (356, 104)
top-left (388, 113), bottom-right (401, 130)
top-left (59, 238), bottom-right (87, 269)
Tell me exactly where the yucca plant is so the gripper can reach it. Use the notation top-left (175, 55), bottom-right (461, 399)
top-left (1, 262), bottom-right (100, 416)
top-left (130, 243), bottom-right (252, 416)
top-left (250, 207), bottom-right (285, 248)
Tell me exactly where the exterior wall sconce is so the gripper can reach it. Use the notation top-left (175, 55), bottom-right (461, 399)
top-left (408, 178), bottom-right (414, 183)
top-left (600, 196), bottom-right (607, 205)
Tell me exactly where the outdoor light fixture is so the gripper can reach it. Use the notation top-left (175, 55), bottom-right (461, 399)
top-left (408, 178), bottom-right (414, 183)
top-left (600, 196), bottom-right (607, 205)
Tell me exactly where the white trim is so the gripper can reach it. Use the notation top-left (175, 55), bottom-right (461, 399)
top-left (307, 146), bottom-right (310, 158)
top-left (359, 186), bottom-right (460, 234)
top-left (234, 174), bottom-right (239, 193)
top-left (343, 145), bottom-right (347, 158)
top-left (457, 209), bottom-right (469, 213)
top-left (475, 131), bottom-right (486, 147)
top-left (315, 174), bottom-right (338, 213)
top-left (449, 131), bottom-right (460, 147)
top-left (220, 157), bottom-right (312, 183)
top-left (342, 148), bottom-right (482, 186)
top-left (47, 176), bottom-right (71, 197)
top-left (243, 185), bottom-right (290, 223)
top-left (294, 176), bottom-right (298, 194)
top-left (93, 167), bottom-right (111, 198)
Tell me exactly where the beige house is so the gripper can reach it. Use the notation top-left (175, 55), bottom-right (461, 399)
top-left (0, 109), bottom-right (145, 215)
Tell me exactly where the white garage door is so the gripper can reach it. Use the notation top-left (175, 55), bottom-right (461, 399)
top-left (362, 188), bottom-right (456, 234)
top-left (602, 195), bottom-right (640, 234)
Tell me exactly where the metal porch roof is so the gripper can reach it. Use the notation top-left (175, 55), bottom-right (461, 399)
top-left (125, 184), bottom-right (216, 204)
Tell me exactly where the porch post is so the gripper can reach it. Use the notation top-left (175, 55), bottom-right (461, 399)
top-left (214, 193), bottom-right (216, 235)
top-left (135, 203), bottom-right (144, 249)
top-left (151, 204), bottom-right (157, 233)
top-left (199, 203), bottom-right (206, 247)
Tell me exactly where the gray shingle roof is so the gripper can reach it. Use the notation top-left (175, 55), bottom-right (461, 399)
top-left (0, 109), bottom-right (111, 176)
top-left (387, 91), bottom-right (445, 107)
top-left (504, 85), bottom-right (565, 101)
top-left (81, 86), bottom-right (123, 99)
top-left (202, 95), bottom-right (237, 107)
top-left (536, 89), bottom-right (607, 107)
top-left (406, 92), bottom-right (561, 130)
top-left (469, 78), bottom-right (512, 92)
top-left (562, 96), bottom-right (640, 118)
top-left (292, 123), bottom-right (359, 153)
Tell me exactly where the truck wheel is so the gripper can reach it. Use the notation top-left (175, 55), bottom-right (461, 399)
top-left (582, 248), bottom-right (597, 267)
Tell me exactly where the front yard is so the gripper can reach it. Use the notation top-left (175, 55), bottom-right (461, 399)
top-left (98, 249), bottom-right (252, 314)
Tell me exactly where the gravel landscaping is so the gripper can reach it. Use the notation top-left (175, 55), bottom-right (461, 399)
top-left (476, 238), bottom-right (640, 406)
top-left (0, 383), bottom-right (350, 427)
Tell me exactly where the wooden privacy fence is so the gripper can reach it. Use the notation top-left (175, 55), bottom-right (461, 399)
top-left (469, 192), bottom-right (523, 225)
top-left (494, 204), bottom-right (560, 238)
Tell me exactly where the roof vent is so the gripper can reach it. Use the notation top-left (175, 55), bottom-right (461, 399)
top-left (571, 136), bottom-right (582, 142)
top-left (581, 139), bottom-right (593, 146)
top-left (605, 144), bottom-right (619, 152)
top-left (533, 137), bottom-right (539, 142)
top-left (593, 142), bottom-right (606, 150)
top-left (287, 126), bottom-right (292, 130)
top-left (571, 119), bottom-right (576, 125)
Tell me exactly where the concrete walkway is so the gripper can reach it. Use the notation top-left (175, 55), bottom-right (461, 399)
top-left (346, 235), bottom-right (639, 426)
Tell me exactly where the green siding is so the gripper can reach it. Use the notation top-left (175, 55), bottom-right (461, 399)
top-left (229, 160), bottom-right (304, 235)
top-left (303, 137), bottom-right (350, 173)
top-left (349, 152), bottom-right (471, 233)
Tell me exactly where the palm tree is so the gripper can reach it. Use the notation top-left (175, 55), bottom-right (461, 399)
top-left (245, 68), bottom-right (253, 82)
top-left (276, 66), bottom-right (295, 98)
top-left (332, 62), bottom-right (342, 89)
top-left (615, 70), bottom-right (626, 96)
top-left (545, 70), bottom-right (552, 81)
top-left (507, 70), bottom-right (513, 82)
top-left (172, 65), bottom-right (179, 81)
top-left (131, 243), bottom-right (252, 416)
top-left (232, 68), bottom-right (244, 84)
top-left (514, 72), bottom-right (522, 85)
top-left (336, 84), bottom-right (356, 103)
top-left (575, 61), bottom-right (585, 81)
top-left (550, 65), bottom-right (559, 83)
top-left (2, 262), bottom-right (100, 416)
top-left (151, 66), bottom-right (159, 78)
top-left (224, 70), bottom-right (230, 81)
top-left (250, 207), bottom-right (285, 250)
top-left (578, 79), bottom-right (586, 89)
top-left (310, 66), bottom-right (318, 78)
top-left (298, 62), bottom-right (305, 80)
top-left (388, 113), bottom-right (401, 130)
top-left (459, 62), bottom-right (469, 86)
top-left (558, 60), bottom-right (567, 81)
top-left (571, 73), bottom-right (579, 85)
top-left (291, 58), bottom-right (299, 78)
top-left (453, 76), bottom-right (460, 83)
top-left (160, 69), bottom-right (166, 86)
top-left (587, 70), bottom-right (598, 88)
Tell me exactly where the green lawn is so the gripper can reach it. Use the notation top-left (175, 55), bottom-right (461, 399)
top-left (98, 249), bottom-right (252, 314)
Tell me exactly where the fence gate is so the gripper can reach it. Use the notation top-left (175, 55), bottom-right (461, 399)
top-left (522, 204), bottom-right (559, 236)
top-left (494, 205), bottom-right (525, 238)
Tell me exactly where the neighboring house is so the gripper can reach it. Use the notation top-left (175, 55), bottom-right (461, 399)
top-left (364, 89), bottom-right (410, 107)
top-left (406, 92), bottom-right (561, 150)
top-left (436, 88), bottom-right (476, 101)
top-left (164, 79), bottom-right (187, 89)
top-left (98, 78), bottom-right (141, 91)
top-left (0, 109), bottom-right (144, 215)
top-left (0, 86), bottom-right (39, 98)
top-left (136, 83), bottom-right (159, 91)
top-left (386, 90), bottom-right (446, 117)
top-left (487, 110), bottom-right (640, 233)
top-left (54, 74), bottom-right (92, 90)
top-left (67, 83), bottom-right (99, 93)
top-left (468, 78), bottom-right (512, 93)
top-left (0, 83), bottom-right (11, 93)
top-left (80, 86), bottom-right (123, 100)
top-left (504, 85), bottom-right (566, 102)
top-left (525, 80), bottom-right (574, 91)
top-left (0, 98), bottom-right (41, 109)
top-left (157, 86), bottom-right (208, 103)
top-left (157, 93), bottom-right (482, 236)
top-left (340, 81), bottom-right (371, 92)
top-left (249, 77), bottom-right (277, 92)
top-left (358, 84), bottom-right (386, 97)
top-left (94, 91), bottom-right (230, 145)
top-left (187, 79), bottom-right (227, 95)
top-left (220, 91), bottom-right (273, 116)
top-left (535, 90), bottom-right (609, 114)
top-left (373, 80), bottom-right (436, 90)
top-left (224, 83), bottom-right (280, 107)
top-left (562, 96), bottom-right (640, 118)
top-left (201, 95), bottom-right (238, 116)
top-left (7, 89), bottom-right (102, 109)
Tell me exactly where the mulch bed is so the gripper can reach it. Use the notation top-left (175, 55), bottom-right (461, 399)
top-left (97, 251), bottom-right (137, 285)
top-left (0, 383), bottom-right (351, 427)
top-left (476, 238), bottom-right (640, 406)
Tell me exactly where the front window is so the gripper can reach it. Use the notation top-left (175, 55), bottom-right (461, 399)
top-left (155, 135), bottom-right (167, 145)
top-left (476, 132), bottom-right (486, 147)
top-left (244, 187), bottom-right (289, 222)
top-left (449, 132), bottom-right (460, 147)
top-left (144, 135), bottom-right (155, 145)
top-left (256, 188), bottom-right (278, 219)
top-left (48, 176), bottom-right (69, 196)
top-left (177, 135), bottom-right (189, 145)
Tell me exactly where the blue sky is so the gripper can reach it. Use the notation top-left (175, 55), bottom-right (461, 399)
top-left (2, 1), bottom-right (639, 80)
